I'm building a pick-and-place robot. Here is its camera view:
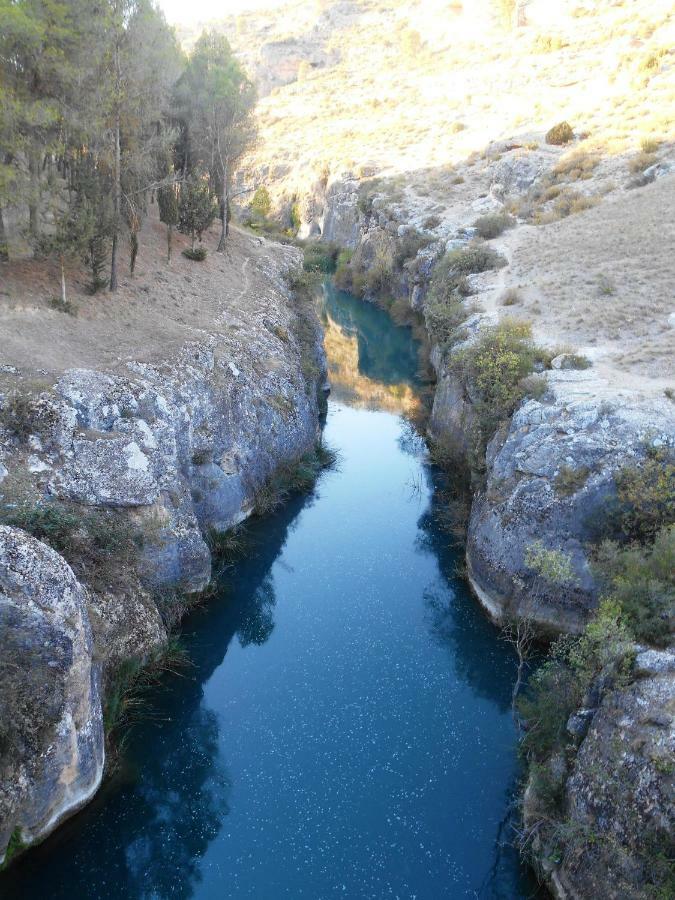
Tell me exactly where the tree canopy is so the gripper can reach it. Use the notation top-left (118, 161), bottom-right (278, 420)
top-left (0, 4), bottom-right (256, 288)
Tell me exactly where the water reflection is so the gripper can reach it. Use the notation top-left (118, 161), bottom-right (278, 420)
top-left (319, 280), bottom-right (422, 414)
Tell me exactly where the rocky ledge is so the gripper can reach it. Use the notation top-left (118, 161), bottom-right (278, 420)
top-left (0, 245), bottom-right (327, 863)
top-left (467, 371), bottom-right (674, 634)
top-left (525, 647), bottom-right (675, 899)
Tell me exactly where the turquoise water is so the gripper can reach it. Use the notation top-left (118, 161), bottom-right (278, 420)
top-left (1, 284), bottom-right (541, 899)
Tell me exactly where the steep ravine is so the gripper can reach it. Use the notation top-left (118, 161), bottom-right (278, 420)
top-left (0, 240), bottom-right (327, 865)
top-left (296, 170), bottom-right (674, 898)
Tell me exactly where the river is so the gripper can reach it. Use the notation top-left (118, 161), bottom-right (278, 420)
top-left (1, 281), bottom-right (542, 899)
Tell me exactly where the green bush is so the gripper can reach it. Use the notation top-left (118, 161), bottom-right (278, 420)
top-left (251, 185), bottom-right (272, 220)
top-left (334, 249), bottom-right (354, 290)
top-left (610, 449), bottom-right (675, 543)
top-left (182, 246), bottom-right (207, 261)
top-left (546, 121), bottom-right (574, 145)
top-left (424, 243), bottom-right (507, 349)
top-left (594, 525), bottom-right (675, 647)
top-left (0, 500), bottom-right (141, 590)
top-left (473, 212), bottom-right (515, 239)
top-left (302, 242), bottom-right (339, 274)
top-left (253, 441), bottom-right (337, 516)
top-left (290, 202), bottom-right (302, 231)
top-left (519, 600), bottom-right (632, 762)
top-left (394, 229), bottom-right (432, 267)
top-left (423, 215), bottom-right (442, 230)
top-left (0, 391), bottom-right (39, 442)
top-left (443, 243), bottom-right (507, 277)
top-left (452, 321), bottom-right (549, 460)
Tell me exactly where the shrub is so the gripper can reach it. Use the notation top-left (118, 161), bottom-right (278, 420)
top-left (290, 202), bottom-right (302, 231)
top-left (546, 122), bottom-right (574, 145)
top-left (452, 321), bottom-right (548, 459)
top-left (0, 391), bottom-right (39, 442)
top-left (357, 179), bottom-right (381, 216)
top-left (594, 525), bottom-right (675, 647)
top-left (553, 150), bottom-right (599, 180)
top-left (501, 287), bottom-right (519, 305)
top-left (302, 242), bottom-right (339, 274)
top-left (182, 246), bottom-right (207, 261)
top-left (251, 185), bottom-right (272, 220)
top-left (640, 137), bottom-right (661, 154)
top-left (560, 353), bottom-right (591, 370)
top-left (609, 449), bottom-right (675, 544)
top-left (253, 441), bottom-right (337, 516)
top-left (0, 500), bottom-right (141, 590)
top-left (555, 464), bottom-right (590, 497)
top-left (334, 249), bottom-right (354, 290)
top-left (473, 212), bottom-right (515, 239)
top-left (519, 600), bottom-right (632, 762)
top-left (423, 215), bottom-right (442, 230)
top-left (628, 151), bottom-right (658, 174)
top-left (550, 190), bottom-right (598, 219)
top-left (364, 247), bottom-right (394, 296)
top-left (425, 245), bottom-right (507, 351)
top-left (394, 229), bottom-right (432, 267)
top-left (49, 296), bottom-right (77, 316)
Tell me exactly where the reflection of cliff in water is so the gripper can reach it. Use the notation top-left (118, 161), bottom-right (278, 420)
top-left (319, 280), bottom-right (422, 414)
top-left (2, 494), bottom-right (310, 900)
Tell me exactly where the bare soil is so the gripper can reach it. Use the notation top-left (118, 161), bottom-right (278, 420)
top-left (0, 211), bottom-right (298, 376)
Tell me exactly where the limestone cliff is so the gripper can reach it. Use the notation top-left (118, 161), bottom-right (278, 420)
top-left (0, 232), bottom-right (327, 862)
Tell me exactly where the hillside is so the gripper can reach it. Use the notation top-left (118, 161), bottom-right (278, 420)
top-left (191, 0), bottom-right (674, 399)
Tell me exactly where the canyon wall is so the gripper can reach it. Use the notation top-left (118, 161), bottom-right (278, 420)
top-left (0, 238), bottom-right (327, 864)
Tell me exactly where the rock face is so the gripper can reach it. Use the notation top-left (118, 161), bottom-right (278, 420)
top-left (468, 374), bottom-right (675, 633)
top-left (527, 648), bottom-right (675, 899)
top-left (0, 251), bottom-right (327, 862)
top-left (0, 526), bottom-right (104, 864)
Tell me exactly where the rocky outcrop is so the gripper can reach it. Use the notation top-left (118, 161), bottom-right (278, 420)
top-left (468, 373), bottom-right (675, 633)
top-left (0, 527), bottom-right (104, 865)
top-left (526, 647), bottom-right (675, 899)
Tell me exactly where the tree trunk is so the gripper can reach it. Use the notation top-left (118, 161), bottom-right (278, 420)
top-left (167, 223), bottom-right (172, 262)
top-left (217, 159), bottom-right (228, 252)
top-left (60, 256), bottom-right (67, 305)
top-left (0, 204), bottom-right (8, 262)
top-left (110, 38), bottom-right (121, 292)
top-left (28, 150), bottom-right (40, 240)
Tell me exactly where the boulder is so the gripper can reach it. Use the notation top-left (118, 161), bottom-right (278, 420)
top-left (0, 526), bottom-right (104, 863)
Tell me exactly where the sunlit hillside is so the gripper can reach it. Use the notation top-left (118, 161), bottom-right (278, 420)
top-left (193, 0), bottom-right (674, 196)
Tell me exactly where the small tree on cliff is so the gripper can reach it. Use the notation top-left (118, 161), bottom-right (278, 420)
top-left (250, 185), bottom-right (271, 223)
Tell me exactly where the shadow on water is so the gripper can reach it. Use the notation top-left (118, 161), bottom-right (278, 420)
top-left (2, 497), bottom-right (311, 900)
top-left (1, 283), bottom-right (547, 899)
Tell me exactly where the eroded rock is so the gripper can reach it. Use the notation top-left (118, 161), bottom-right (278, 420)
top-left (0, 526), bottom-right (104, 863)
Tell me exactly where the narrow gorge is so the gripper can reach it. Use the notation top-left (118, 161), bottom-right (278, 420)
top-left (1, 1), bottom-right (673, 898)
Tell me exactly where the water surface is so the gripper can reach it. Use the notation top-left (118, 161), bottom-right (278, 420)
top-left (1, 282), bottom-right (540, 899)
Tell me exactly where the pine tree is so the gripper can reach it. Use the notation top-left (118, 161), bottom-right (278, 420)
top-left (178, 175), bottom-right (217, 252)
top-left (175, 31), bottom-right (256, 252)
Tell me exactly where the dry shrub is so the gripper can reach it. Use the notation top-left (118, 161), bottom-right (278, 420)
top-left (546, 121), bottom-right (574, 145)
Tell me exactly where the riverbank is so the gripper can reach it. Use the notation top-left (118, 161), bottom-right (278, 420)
top-left (283, 159), bottom-right (674, 894)
top-left (0, 221), bottom-right (328, 864)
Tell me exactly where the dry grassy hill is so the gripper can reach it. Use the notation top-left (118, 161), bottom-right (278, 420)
top-left (184, 0), bottom-right (674, 397)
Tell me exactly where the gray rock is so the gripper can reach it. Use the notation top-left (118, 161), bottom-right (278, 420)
top-left (0, 526), bottom-right (104, 863)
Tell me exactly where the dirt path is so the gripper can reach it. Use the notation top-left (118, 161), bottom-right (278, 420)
top-left (0, 214), bottom-right (299, 378)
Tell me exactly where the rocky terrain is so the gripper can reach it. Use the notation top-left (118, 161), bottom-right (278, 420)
top-left (0, 220), bottom-right (327, 863)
